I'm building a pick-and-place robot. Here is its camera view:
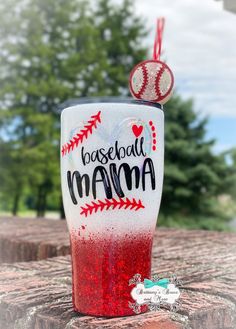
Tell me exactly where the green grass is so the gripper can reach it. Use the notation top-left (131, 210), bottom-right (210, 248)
top-left (158, 197), bottom-right (236, 232)
top-left (1, 200), bottom-right (235, 232)
top-left (158, 214), bottom-right (234, 232)
top-left (0, 210), bottom-right (60, 220)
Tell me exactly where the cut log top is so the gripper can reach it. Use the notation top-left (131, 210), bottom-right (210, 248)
top-left (0, 216), bottom-right (70, 263)
top-left (0, 217), bottom-right (236, 329)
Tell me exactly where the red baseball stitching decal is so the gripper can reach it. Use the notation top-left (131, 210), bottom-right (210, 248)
top-left (129, 61), bottom-right (148, 99)
top-left (61, 111), bottom-right (101, 157)
top-left (149, 120), bottom-right (157, 151)
top-left (80, 197), bottom-right (145, 217)
top-left (155, 64), bottom-right (166, 101)
top-left (138, 64), bottom-right (148, 99)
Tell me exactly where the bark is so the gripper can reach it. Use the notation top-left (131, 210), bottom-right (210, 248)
top-left (36, 185), bottom-right (46, 217)
top-left (12, 191), bottom-right (21, 216)
top-left (60, 197), bottom-right (65, 220)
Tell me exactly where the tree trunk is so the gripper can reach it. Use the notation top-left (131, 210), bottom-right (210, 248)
top-left (39, 192), bottom-right (47, 217)
top-left (60, 197), bottom-right (65, 220)
top-left (36, 178), bottom-right (52, 218)
top-left (36, 185), bottom-right (46, 218)
top-left (12, 191), bottom-right (20, 216)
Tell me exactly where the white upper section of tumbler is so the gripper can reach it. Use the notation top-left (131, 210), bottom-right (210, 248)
top-left (61, 102), bottom-right (164, 235)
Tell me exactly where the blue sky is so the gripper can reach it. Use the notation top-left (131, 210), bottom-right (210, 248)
top-left (206, 118), bottom-right (236, 153)
top-left (133, 0), bottom-right (236, 153)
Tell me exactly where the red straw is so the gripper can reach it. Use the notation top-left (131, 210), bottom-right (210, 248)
top-left (153, 17), bottom-right (165, 61)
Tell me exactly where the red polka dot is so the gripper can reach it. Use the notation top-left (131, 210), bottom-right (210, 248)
top-left (149, 121), bottom-right (153, 126)
top-left (151, 126), bottom-right (155, 131)
top-left (152, 133), bottom-right (156, 138)
top-left (152, 146), bottom-right (156, 151)
top-left (153, 139), bottom-right (156, 144)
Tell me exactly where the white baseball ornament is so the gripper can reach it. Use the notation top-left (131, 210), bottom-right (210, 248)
top-left (129, 60), bottom-right (174, 105)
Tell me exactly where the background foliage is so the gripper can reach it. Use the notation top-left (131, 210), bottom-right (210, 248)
top-left (0, 0), bottom-right (235, 229)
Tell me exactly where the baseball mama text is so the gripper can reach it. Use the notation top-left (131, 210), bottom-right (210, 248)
top-left (67, 138), bottom-right (156, 204)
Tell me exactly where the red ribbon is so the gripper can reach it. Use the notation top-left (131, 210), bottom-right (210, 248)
top-left (153, 17), bottom-right (165, 61)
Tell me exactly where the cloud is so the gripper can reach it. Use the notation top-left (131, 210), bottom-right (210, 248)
top-left (134, 0), bottom-right (236, 118)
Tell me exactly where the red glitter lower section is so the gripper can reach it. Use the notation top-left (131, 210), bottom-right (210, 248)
top-left (70, 231), bottom-right (153, 317)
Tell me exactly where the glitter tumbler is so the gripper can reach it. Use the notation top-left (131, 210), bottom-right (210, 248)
top-left (61, 100), bottom-right (164, 317)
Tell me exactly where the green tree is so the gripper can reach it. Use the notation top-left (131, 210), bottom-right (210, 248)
top-left (159, 95), bottom-right (233, 229)
top-left (0, 140), bottom-right (26, 215)
top-left (0, 0), bottom-right (147, 216)
top-left (225, 148), bottom-right (236, 200)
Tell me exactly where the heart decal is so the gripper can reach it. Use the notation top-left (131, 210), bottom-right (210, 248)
top-left (132, 125), bottom-right (143, 138)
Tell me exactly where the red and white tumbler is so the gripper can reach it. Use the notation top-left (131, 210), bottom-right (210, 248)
top-left (61, 100), bottom-right (164, 316)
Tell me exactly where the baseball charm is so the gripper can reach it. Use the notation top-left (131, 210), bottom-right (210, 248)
top-left (129, 60), bottom-right (174, 105)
